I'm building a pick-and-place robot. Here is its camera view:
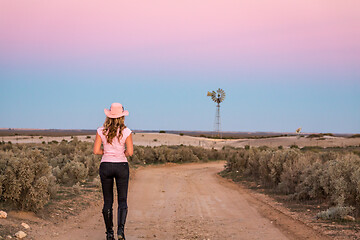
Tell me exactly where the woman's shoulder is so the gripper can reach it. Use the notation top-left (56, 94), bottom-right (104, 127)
top-left (97, 126), bottom-right (104, 135)
top-left (122, 127), bottom-right (132, 138)
top-left (124, 127), bottom-right (132, 132)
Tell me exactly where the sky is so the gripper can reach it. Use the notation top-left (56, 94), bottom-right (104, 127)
top-left (0, 0), bottom-right (359, 133)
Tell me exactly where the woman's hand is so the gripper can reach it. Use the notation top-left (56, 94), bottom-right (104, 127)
top-left (93, 133), bottom-right (104, 155)
top-left (124, 134), bottom-right (133, 157)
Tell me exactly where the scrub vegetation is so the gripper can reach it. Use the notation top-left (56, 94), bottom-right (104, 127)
top-left (0, 140), bottom-right (227, 211)
top-left (221, 146), bottom-right (360, 219)
top-left (0, 138), bottom-right (100, 211)
top-left (1, 138), bottom-right (360, 221)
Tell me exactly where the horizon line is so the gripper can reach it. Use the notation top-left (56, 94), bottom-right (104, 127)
top-left (1, 128), bottom-right (358, 135)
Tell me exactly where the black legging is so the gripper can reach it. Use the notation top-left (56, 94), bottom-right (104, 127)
top-left (99, 162), bottom-right (129, 211)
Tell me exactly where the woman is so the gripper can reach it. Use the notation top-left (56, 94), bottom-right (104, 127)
top-left (93, 103), bottom-right (133, 240)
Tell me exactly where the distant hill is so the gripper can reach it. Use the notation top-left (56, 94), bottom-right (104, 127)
top-left (0, 128), bottom-right (96, 137)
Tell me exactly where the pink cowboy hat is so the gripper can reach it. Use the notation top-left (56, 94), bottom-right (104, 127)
top-left (104, 103), bottom-right (129, 118)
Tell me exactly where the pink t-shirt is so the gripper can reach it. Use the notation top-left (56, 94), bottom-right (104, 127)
top-left (97, 127), bottom-right (132, 163)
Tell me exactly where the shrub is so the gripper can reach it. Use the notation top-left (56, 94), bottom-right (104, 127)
top-left (72, 182), bottom-right (81, 194)
top-left (316, 206), bottom-right (354, 220)
top-left (159, 130), bottom-right (166, 133)
top-left (129, 147), bottom-right (146, 164)
top-left (190, 146), bottom-right (209, 161)
top-left (207, 148), bottom-right (225, 160)
top-left (0, 149), bottom-right (58, 211)
top-left (1, 143), bottom-right (13, 151)
top-left (53, 161), bottom-right (88, 186)
top-left (300, 146), bottom-right (323, 152)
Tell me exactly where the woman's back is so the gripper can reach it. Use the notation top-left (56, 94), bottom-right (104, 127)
top-left (97, 126), bottom-right (132, 163)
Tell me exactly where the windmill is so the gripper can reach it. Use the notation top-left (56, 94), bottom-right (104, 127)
top-left (207, 88), bottom-right (226, 138)
top-left (296, 127), bottom-right (302, 139)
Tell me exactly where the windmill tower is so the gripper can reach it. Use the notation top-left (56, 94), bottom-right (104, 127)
top-left (207, 88), bottom-right (226, 138)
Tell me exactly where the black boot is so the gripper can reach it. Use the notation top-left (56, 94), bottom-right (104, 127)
top-left (117, 208), bottom-right (128, 240)
top-left (102, 209), bottom-right (115, 240)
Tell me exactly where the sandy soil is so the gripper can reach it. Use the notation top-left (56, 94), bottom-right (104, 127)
top-left (2, 133), bottom-right (359, 149)
top-left (24, 161), bottom-right (328, 240)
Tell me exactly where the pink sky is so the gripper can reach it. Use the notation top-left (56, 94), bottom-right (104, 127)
top-left (1, 0), bottom-right (360, 76)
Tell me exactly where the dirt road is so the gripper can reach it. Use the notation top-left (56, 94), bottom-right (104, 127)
top-left (127, 162), bottom-right (287, 240)
top-left (31, 161), bottom-right (328, 240)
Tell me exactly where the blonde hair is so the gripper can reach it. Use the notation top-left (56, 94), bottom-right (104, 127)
top-left (102, 116), bottom-right (126, 144)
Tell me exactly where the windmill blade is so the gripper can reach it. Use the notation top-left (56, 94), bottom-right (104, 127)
top-left (211, 95), bottom-right (217, 102)
top-left (217, 88), bottom-right (226, 102)
top-left (210, 91), bottom-right (217, 102)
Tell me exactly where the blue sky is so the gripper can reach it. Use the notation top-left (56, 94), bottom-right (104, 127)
top-left (1, 67), bottom-right (359, 133)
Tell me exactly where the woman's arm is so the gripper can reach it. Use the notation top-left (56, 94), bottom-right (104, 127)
top-left (93, 133), bottom-right (104, 155)
top-left (124, 134), bottom-right (133, 157)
